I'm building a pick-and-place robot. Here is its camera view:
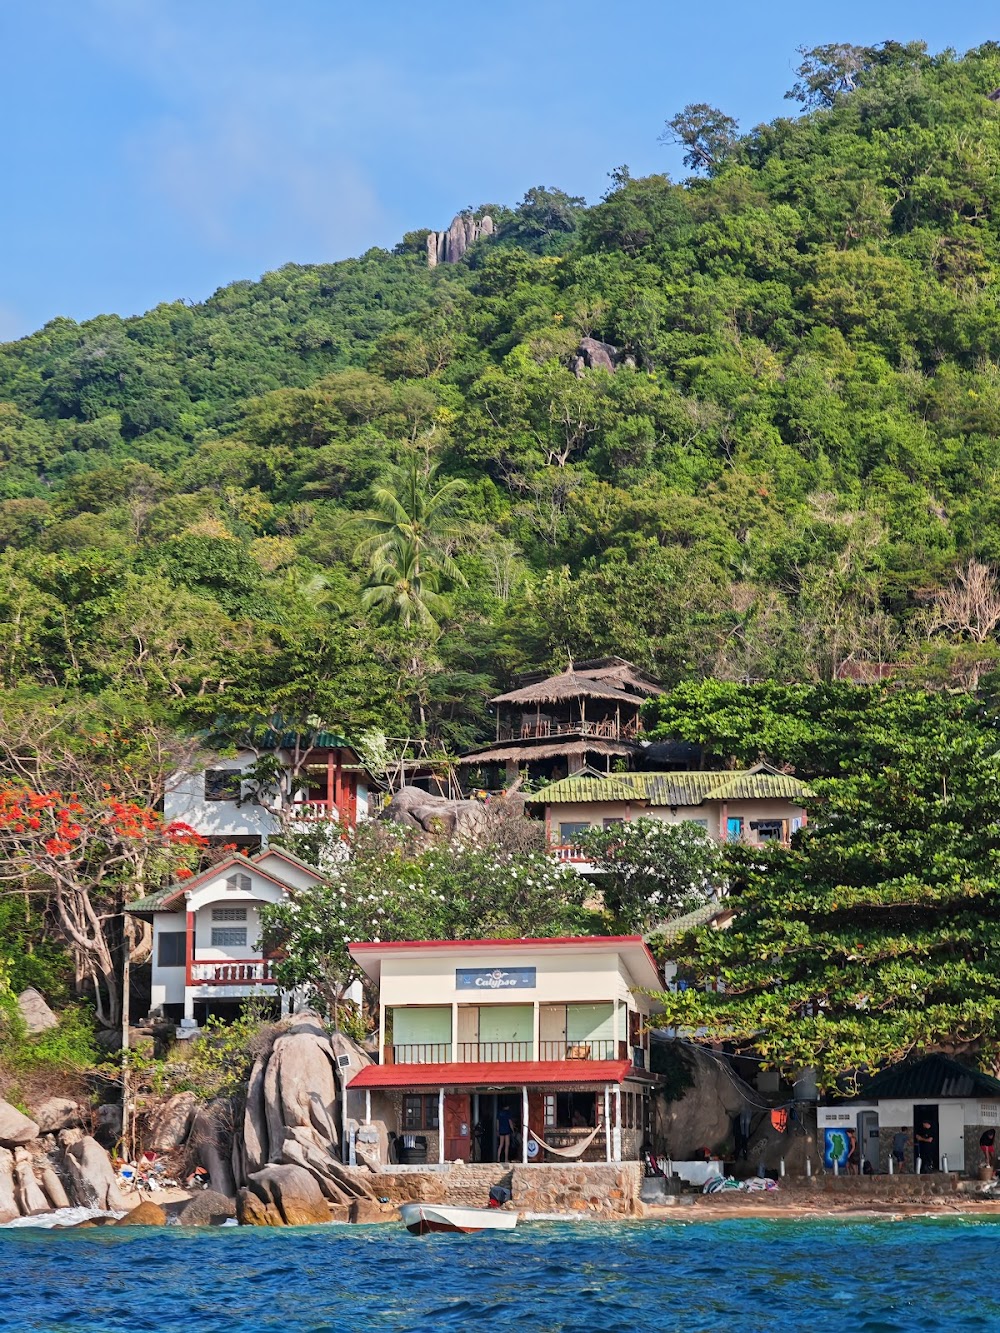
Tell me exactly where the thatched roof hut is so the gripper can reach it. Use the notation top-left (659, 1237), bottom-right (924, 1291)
top-left (490, 671), bottom-right (640, 707)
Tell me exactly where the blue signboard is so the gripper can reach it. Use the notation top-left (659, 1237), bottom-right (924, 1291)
top-left (456, 966), bottom-right (536, 991)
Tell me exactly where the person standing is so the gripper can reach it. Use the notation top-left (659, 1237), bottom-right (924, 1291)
top-left (914, 1121), bottom-right (935, 1172)
top-left (980, 1127), bottom-right (996, 1168)
top-left (892, 1130), bottom-right (907, 1173)
top-left (497, 1105), bottom-right (516, 1164)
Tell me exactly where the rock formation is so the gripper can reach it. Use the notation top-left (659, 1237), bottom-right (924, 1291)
top-left (144, 1091), bottom-right (198, 1152)
top-left (30, 1097), bottom-right (84, 1134)
top-left (569, 336), bottom-right (624, 378)
top-left (187, 1101), bottom-right (237, 1198)
top-left (17, 988), bottom-right (58, 1034)
top-left (0, 1098), bottom-right (40, 1147)
top-left (177, 1189), bottom-right (236, 1226)
top-left (381, 785), bottom-right (488, 840)
top-left (239, 1012), bottom-right (378, 1221)
top-left (114, 1199), bottom-right (167, 1226)
top-left (237, 1163), bottom-right (331, 1226)
top-left (62, 1134), bottom-right (128, 1211)
top-left (426, 212), bottom-right (495, 267)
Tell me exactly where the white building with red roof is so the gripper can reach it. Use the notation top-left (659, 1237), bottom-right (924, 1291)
top-left (128, 847), bottom-right (324, 1025)
top-left (347, 936), bottom-right (662, 1166)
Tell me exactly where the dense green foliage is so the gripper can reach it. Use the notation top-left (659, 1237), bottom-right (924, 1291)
top-left (260, 822), bottom-right (588, 1021)
top-left (575, 817), bottom-right (721, 932)
top-left (6, 43), bottom-right (1000, 750)
top-left (652, 688), bottom-right (1000, 1085)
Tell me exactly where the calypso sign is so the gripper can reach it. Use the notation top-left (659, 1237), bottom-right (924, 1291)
top-left (455, 967), bottom-right (537, 990)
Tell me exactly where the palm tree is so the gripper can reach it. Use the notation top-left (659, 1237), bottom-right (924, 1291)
top-left (360, 535), bottom-right (452, 630)
top-left (355, 457), bottom-right (468, 631)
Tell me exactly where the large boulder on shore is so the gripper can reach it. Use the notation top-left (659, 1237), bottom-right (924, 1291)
top-left (17, 987), bottom-right (57, 1035)
top-left (187, 1102), bottom-right (237, 1197)
top-left (145, 1091), bottom-right (198, 1152)
top-left (13, 1147), bottom-right (49, 1215)
top-left (115, 1199), bottom-right (167, 1226)
top-left (0, 1148), bottom-right (19, 1222)
top-left (0, 1099), bottom-right (39, 1148)
top-left (63, 1135), bottom-right (127, 1211)
top-left (177, 1189), bottom-right (236, 1226)
top-left (653, 1041), bottom-right (745, 1158)
top-left (239, 1164), bottom-right (329, 1226)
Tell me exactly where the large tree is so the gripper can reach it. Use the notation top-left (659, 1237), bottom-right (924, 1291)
top-left (651, 692), bottom-right (1000, 1087)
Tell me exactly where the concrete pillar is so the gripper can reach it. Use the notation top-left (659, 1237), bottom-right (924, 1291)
top-left (378, 1001), bottom-right (387, 1065)
top-left (364, 1089), bottom-right (371, 1126)
top-left (522, 1086), bottom-right (529, 1164)
top-left (604, 1087), bottom-right (612, 1163)
top-left (613, 1086), bottom-right (622, 1162)
top-left (438, 1089), bottom-right (445, 1165)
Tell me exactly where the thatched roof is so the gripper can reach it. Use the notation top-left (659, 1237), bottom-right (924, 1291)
top-left (456, 738), bottom-right (636, 765)
top-left (491, 671), bottom-right (641, 707)
top-left (573, 657), bottom-right (663, 697)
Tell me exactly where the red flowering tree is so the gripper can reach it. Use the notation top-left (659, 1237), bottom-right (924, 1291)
top-left (0, 786), bottom-right (204, 1028)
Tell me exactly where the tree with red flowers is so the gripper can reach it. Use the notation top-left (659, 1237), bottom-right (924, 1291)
top-left (0, 787), bottom-right (203, 1028)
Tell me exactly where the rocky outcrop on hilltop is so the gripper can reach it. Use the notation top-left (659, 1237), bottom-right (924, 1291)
top-left (569, 337), bottom-right (626, 377)
top-left (426, 212), bottom-right (495, 266)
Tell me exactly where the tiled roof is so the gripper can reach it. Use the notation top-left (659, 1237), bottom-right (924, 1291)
top-left (127, 851), bottom-right (301, 915)
top-left (348, 1059), bottom-right (635, 1090)
top-left (854, 1054), bottom-right (1000, 1101)
top-left (529, 769), bottom-right (810, 806)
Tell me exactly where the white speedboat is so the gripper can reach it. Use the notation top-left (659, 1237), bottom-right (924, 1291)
top-left (399, 1202), bottom-right (519, 1235)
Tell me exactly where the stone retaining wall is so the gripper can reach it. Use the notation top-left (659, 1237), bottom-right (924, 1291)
top-left (340, 1162), bottom-right (643, 1215)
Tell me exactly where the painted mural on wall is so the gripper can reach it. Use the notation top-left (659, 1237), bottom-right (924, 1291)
top-left (823, 1127), bottom-right (855, 1169)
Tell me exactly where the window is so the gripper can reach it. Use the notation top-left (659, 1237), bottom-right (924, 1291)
top-left (751, 819), bottom-right (783, 842)
top-left (402, 1094), bottom-right (439, 1130)
top-left (686, 818), bottom-right (709, 829)
top-left (225, 873), bottom-right (252, 893)
top-left (157, 931), bottom-right (186, 968)
top-left (211, 927), bottom-right (247, 949)
top-left (212, 907), bottom-right (247, 922)
top-left (603, 817), bottom-right (624, 830)
top-left (204, 769), bottom-right (242, 802)
top-left (558, 821), bottom-right (590, 844)
top-left (544, 1094), bottom-right (557, 1129)
top-left (554, 1092), bottom-right (597, 1129)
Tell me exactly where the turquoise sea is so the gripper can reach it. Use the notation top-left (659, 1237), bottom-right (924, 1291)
top-left (1, 1216), bottom-right (997, 1332)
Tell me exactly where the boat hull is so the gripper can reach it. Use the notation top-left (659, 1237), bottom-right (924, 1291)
top-left (399, 1202), bottom-right (519, 1236)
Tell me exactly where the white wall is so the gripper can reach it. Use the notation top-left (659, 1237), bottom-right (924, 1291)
top-left (163, 751), bottom-right (280, 841)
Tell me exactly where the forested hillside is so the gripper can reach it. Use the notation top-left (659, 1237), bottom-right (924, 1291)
top-left (5, 41), bottom-right (1000, 752)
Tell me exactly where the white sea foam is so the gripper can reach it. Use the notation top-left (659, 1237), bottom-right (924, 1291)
top-left (1, 1206), bottom-right (124, 1229)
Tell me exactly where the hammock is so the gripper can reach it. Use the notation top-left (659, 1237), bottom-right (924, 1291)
top-left (528, 1123), bottom-right (603, 1159)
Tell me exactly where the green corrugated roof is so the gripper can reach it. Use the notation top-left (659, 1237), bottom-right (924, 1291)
top-left (530, 770), bottom-right (809, 806)
top-left (129, 885), bottom-right (181, 914)
top-left (654, 902), bottom-right (729, 942)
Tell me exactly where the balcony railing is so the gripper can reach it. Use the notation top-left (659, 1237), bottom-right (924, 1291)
top-left (539, 1039), bottom-right (617, 1061)
top-left (189, 959), bottom-right (276, 985)
top-left (386, 1039), bottom-right (622, 1064)
top-left (457, 1041), bottom-right (533, 1062)
top-left (390, 1043), bottom-right (452, 1064)
top-left (497, 718), bottom-right (640, 743)
top-left (550, 844), bottom-right (590, 863)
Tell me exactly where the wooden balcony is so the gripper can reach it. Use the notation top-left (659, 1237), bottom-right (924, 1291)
top-left (385, 1039), bottom-right (620, 1064)
top-left (497, 718), bottom-right (640, 743)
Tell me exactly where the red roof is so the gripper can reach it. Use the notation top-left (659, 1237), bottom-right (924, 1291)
top-left (348, 1059), bottom-right (635, 1090)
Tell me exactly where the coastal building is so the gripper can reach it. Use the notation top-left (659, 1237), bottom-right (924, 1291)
top-left (128, 847), bottom-right (323, 1026)
top-left (528, 767), bottom-right (809, 870)
top-left (820, 1054), bottom-right (1000, 1174)
top-left (345, 936), bottom-right (662, 1166)
top-left (164, 730), bottom-right (369, 849)
top-left (456, 658), bottom-right (662, 786)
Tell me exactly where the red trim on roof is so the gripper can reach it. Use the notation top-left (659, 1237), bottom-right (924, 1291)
top-left (351, 934), bottom-right (644, 952)
top-left (348, 1060), bottom-right (634, 1090)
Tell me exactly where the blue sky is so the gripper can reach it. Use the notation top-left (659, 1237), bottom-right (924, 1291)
top-left (1, 0), bottom-right (997, 340)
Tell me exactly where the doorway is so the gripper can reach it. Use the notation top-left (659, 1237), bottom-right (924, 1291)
top-left (858, 1110), bottom-right (880, 1173)
top-left (913, 1104), bottom-right (939, 1171)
